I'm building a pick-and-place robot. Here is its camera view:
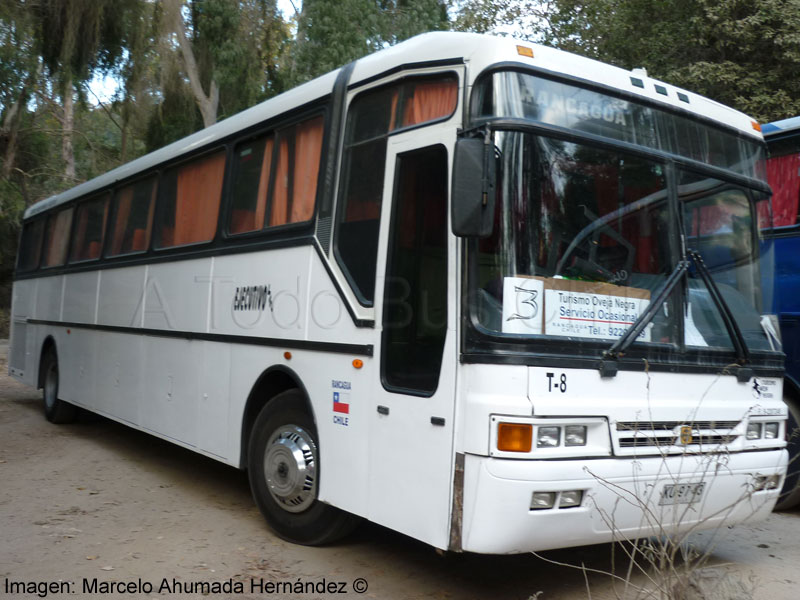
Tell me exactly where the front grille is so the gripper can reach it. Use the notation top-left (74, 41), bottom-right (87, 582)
top-left (616, 421), bottom-right (740, 431)
top-left (619, 434), bottom-right (738, 448)
top-left (614, 420), bottom-right (741, 454)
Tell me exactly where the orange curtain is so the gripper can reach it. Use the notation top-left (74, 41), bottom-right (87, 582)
top-left (172, 151), bottom-right (225, 246)
top-left (255, 137), bottom-right (273, 228)
top-left (72, 206), bottom-right (90, 260)
top-left (388, 90), bottom-right (399, 131)
top-left (44, 208), bottom-right (73, 266)
top-left (230, 136), bottom-right (273, 234)
top-left (291, 116), bottom-right (323, 222)
top-left (110, 186), bottom-right (134, 255)
top-left (401, 80), bottom-right (457, 128)
top-left (270, 137), bottom-right (291, 226)
top-left (89, 199), bottom-right (109, 259)
top-left (73, 196), bottom-right (108, 261)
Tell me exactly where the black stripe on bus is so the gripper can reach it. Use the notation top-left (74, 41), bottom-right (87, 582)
top-left (26, 319), bottom-right (374, 357)
top-left (347, 58), bottom-right (465, 91)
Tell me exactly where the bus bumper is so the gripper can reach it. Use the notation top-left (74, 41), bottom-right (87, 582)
top-left (459, 449), bottom-right (787, 554)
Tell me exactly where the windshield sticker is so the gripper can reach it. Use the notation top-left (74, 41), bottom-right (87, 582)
top-left (502, 276), bottom-right (544, 334)
top-left (502, 276), bottom-right (652, 341)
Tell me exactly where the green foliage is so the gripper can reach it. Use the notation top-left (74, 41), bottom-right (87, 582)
top-left (145, 66), bottom-right (204, 151)
top-left (456, 0), bottom-right (800, 122)
top-left (0, 1), bottom-right (37, 117)
top-left (453, 0), bottom-right (517, 33)
top-left (0, 178), bottom-right (24, 316)
top-left (291, 0), bottom-right (449, 85)
top-left (538, 0), bottom-right (800, 121)
top-left (33, 0), bottom-right (128, 85)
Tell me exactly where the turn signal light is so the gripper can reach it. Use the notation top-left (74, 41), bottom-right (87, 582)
top-left (497, 423), bottom-right (533, 452)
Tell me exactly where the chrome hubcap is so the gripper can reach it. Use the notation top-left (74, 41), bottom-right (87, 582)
top-left (263, 425), bottom-right (317, 513)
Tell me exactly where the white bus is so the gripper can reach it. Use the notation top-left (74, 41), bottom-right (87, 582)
top-left (8, 32), bottom-right (789, 554)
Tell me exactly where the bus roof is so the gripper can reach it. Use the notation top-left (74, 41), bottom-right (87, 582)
top-left (25, 31), bottom-right (763, 220)
top-left (762, 116), bottom-right (800, 137)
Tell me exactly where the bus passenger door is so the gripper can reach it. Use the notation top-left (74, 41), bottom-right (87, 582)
top-left (368, 137), bottom-right (457, 549)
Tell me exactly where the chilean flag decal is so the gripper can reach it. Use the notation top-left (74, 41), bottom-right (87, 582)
top-left (333, 391), bottom-right (350, 414)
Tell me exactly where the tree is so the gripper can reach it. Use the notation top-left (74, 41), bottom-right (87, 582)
top-left (33, 0), bottom-right (134, 180)
top-left (159, 0), bottom-right (288, 131)
top-left (290, 0), bottom-right (449, 85)
top-left (455, 0), bottom-right (800, 122)
top-left (0, 0), bottom-right (39, 181)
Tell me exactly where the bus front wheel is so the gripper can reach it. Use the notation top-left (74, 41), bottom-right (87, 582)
top-left (775, 393), bottom-right (800, 510)
top-left (40, 350), bottom-right (78, 424)
top-left (247, 389), bottom-right (358, 544)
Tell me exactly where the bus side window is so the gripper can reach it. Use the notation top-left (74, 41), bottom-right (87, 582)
top-left (17, 219), bottom-right (45, 271)
top-left (399, 79), bottom-right (457, 128)
top-left (229, 135), bottom-right (273, 234)
top-left (158, 151), bottom-right (226, 248)
top-left (109, 176), bottom-right (157, 255)
top-left (42, 207), bottom-right (74, 268)
top-left (270, 116), bottom-right (324, 227)
top-left (335, 86), bottom-right (397, 306)
top-left (71, 194), bottom-right (110, 262)
top-left (335, 75), bottom-right (457, 306)
top-left (382, 145), bottom-right (448, 395)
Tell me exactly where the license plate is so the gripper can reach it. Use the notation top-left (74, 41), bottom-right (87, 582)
top-left (659, 482), bottom-right (705, 505)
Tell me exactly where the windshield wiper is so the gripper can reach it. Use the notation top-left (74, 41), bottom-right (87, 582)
top-left (685, 249), bottom-right (751, 371)
top-left (600, 259), bottom-right (689, 377)
top-left (600, 250), bottom-right (752, 380)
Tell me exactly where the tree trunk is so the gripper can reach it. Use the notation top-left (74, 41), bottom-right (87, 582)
top-left (166, 0), bottom-right (219, 128)
top-left (62, 77), bottom-right (76, 180)
top-left (1, 98), bottom-right (22, 180)
top-left (1, 73), bottom-right (34, 180)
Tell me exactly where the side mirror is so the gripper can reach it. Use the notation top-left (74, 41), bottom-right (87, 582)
top-left (451, 136), bottom-right (496, 237)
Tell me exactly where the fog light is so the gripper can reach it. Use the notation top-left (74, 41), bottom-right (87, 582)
top-left (537, 426), bottom-right (560, 448)
top-left (754, 474), bottom-right (781, 491)
top-left (565, 425), bottom-right (587, 446)
top-left (497, 423), bottom-right (533, 452)
top-left (559, 490), bottom-right (583, 508)
top-left (764, 422), bottom-right (779, 440)
top-left (531, 492), bottom-right (556, 510)
top-left (746, 422), bottom-right (762, 440)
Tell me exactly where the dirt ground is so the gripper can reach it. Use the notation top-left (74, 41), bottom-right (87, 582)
top-left (2, 340), bottom-right (800, 600)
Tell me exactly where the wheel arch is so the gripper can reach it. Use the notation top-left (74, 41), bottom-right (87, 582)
top-left (784, 373), bottom-right (800, 405)
top-left (775, 372), bottom-right (800, 510)
top-left (37, 336), bottom-right (58, 389)
top-left (239, 365), bottom-right (315, 469)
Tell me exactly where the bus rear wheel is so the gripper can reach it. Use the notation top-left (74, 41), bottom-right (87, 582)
top-left (41, 350), bottom-right (78, 424)
top-left (247, 389), bottom-right (358, 544)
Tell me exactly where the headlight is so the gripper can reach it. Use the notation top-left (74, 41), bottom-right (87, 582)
top-left (491, 416), bottom-right (611, 458)
top-left (764, 422), bottom-right (780, 440)
top-left (565, 425), bottom-right (588, 446)
top-left (537, 426), bottom-right (560, 448)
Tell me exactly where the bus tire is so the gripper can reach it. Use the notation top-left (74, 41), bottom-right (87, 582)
top-left (775, 393), bottom-right (800, 510)
top-left (41, 350), bottom-right (78, 424)
top-left (247, 389), bottom-right (358, 545)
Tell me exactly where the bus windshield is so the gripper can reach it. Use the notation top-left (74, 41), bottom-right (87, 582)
top-left (469, 131), bottom-right (776, 357)
top-left (472, 70), bottom-right (766, 181)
